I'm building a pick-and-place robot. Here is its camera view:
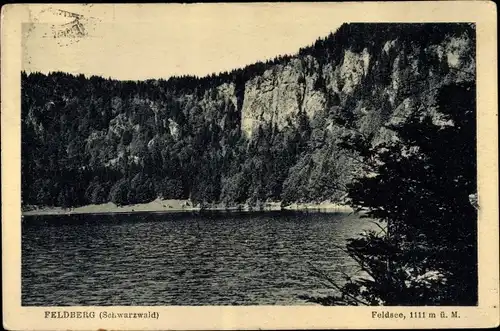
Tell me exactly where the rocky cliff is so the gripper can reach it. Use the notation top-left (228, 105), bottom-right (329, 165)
top-left (21, 23), bottom-right (476, 207)
top-left (236, 25), bottom-right (474, 140)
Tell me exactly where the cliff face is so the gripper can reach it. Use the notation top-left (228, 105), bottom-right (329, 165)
top-left (236, 31), bottom-right (474, 140)
top-left (21, 23), bottom-right (476, 207)
top-left (160, 24), bottom-right (474, 144)
top-left (240, 57), bottom-right (325, 136)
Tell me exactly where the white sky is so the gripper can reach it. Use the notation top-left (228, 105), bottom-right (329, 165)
top-left (22, 4), bottom-right (343, 80)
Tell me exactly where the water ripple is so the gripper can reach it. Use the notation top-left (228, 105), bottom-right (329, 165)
top-left (22, 211), bottom-right (375, 306)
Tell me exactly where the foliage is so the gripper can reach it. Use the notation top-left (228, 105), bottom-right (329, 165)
top-left (301, 82), bottom-right (477, 306)
top-left (109, 178), bottom-right (130, 206)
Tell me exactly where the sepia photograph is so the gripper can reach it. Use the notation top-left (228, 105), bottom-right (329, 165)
top-left (2, 2), bottom-right (498, 330)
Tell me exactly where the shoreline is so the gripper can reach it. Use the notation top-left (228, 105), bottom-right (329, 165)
top-left (22, 198), bottom-right (354, 216)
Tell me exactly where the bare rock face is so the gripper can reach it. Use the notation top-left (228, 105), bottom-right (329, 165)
top-left (240, 57), bottom-right (327, 136)
top-left (238, 49), bottom-right (373, 137)
top-left (337, 48), bottom-right (371, 95)
top-left (216, 82), bottom-right (238, 109)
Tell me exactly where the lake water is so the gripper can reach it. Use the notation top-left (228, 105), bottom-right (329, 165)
top-left (22, 211), bottom-right (374, 306)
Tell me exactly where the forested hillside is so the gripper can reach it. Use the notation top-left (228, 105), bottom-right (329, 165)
top-left (21, 23), bottom-right (476, 208)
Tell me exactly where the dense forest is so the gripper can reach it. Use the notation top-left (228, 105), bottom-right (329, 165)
top-left (21, 23), bottom-right (476, 209)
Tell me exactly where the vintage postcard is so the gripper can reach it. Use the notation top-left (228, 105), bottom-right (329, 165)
top-left (2, 2), bottom-right (498, 330)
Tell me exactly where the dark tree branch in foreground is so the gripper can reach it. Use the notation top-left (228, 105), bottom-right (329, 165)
top-left (304, 82), bottom-right (477, 306)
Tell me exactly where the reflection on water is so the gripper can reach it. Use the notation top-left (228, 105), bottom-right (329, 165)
top-left (22, 211), bottom-right (374, 306)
